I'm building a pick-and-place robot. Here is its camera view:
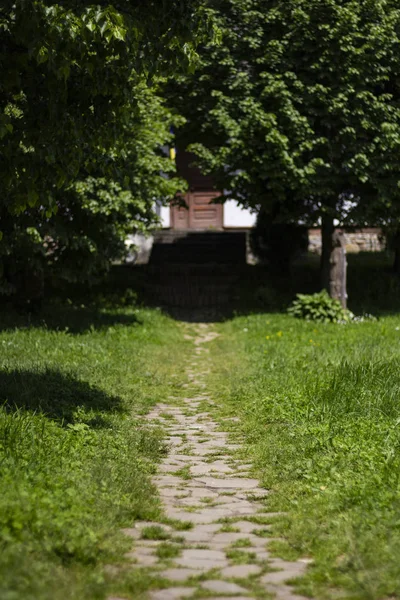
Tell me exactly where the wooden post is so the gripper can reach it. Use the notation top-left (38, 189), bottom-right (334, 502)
top-left (330, 230), bottom-right (347, 308)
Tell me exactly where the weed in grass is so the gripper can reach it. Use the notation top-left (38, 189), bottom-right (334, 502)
top-left (230, 538), bottom-right (253, 548)
top-left (253, 528), bottom-right (272, 538)
top-left (226, 549), bottom-right (257, 564)
top-left (171, 535), bottom-right (185, 543)
top-left (109, 566), bottom-right (170, 598)
top-left (159, 412), bottom-right (177, 421)
top-left (174, 466), bottom-right (192, 480)
top-left (217, 517), bottom-right (238, 525)
top-left (182, 505), bottom-right (202, 513)
top-left (199, 497), bottom-right (214, 504)
top-left (141, 526), bottom-right (170, 541)
top-left (219, 524), bottom-right (240, 533)
top-left (267, 540), bottom-right (302, 561)
top-left (155, 543), bottom-right (181, 560)
top-left (247, 516), bottom-right (282, 526)
top-left (163, 518), bottom-right (194, 531)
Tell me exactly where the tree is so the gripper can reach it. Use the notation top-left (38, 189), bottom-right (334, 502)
top-left (0, 83), bottom-right (184, 299)
top-left (0, 0), bottom-right (212, 217)
top-left (167, 0), bottom-right (400, 299)
top-left (0, 0), bottom-right (213, 302)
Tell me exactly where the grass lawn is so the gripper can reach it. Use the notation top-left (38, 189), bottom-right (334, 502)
top-left (2, 253), bottom-right (400, 600)
top-left (0, 303), bottom-right (189, 600)
top-left (206, 312), bottom-right (400, 599)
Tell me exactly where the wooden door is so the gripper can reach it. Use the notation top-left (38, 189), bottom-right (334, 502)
top-left (170, 200), bottom-right (189, 229)
top-left (170, 192), bottom-right (223, 230)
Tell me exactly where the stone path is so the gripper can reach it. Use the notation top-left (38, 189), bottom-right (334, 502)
top-left (113, 325), bottom-right (310, 600)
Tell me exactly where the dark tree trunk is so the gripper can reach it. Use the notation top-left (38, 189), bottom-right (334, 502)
top-left (320, 214), bottom-right (334, 292)
top-left (320, 215), bottom-right (347, 308)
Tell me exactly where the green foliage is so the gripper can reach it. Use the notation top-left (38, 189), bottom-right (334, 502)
top-left (141, 525), bottom-right (170, 541)
top-left (155, 542), bottom-right (181, 560)
top-left (169, 0), bottom-right (400, 231)
top-left (288, 290), bottom-right (353, 323)
top-left (208, 310), bottom-right (400, 599)
top-left (0, 0), bottom-right (213, 214)
top-left (0, 303), bottom-right (188, 599)
top-left (0, 0), bottom-right (215, 295)
top-left (1, 85), bottom-right (184, 293)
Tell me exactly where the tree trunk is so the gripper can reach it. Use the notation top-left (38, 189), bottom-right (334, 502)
top-left (320, 214), bottom-right (334, 292)
top-left (320, 215), bottom-right (347, 308)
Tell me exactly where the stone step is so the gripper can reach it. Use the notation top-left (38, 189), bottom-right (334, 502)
top-left (150, 231), bottom-right (247, 266)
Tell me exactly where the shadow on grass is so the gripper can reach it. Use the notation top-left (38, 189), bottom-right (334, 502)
top-left (0, 305), bottom-right (141, 334)
top-left (0, 367), bottom-right (123, 424)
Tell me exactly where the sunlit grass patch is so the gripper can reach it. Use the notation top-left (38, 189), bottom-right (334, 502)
top-left (0, 304), bottom-right (189, 600)
top-left (206, 312), bottom-right (400, 600)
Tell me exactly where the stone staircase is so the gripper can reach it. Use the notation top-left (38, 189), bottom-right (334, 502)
top-left (142, 231), bottom-right (247, 316)
top-left (149, 231), bottom-right (246, 265)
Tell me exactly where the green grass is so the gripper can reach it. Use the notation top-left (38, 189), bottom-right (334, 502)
top-left (207, 311), bottom-right (400, 599)
top-left (3, 256), bottom-right (400, 599)
top-left (141, 526), bottom-right (170, 541)
top-left (155, 542), bottom-right (181, 560)
top-left (0, 303), bottom-right (189, 600)
top-left (226, 548), bottom-right (257, 564)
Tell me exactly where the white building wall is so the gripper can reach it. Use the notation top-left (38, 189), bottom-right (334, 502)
top-left (223, 200), bottom-right (257, 228)
top-left (160, 205), bottom-right (170, 228)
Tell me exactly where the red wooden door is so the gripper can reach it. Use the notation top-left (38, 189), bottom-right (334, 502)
top-left (170, 192), bottom-right (223, 230)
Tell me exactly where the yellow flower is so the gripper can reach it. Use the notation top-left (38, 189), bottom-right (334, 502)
top-left (277, 331), bottom-right (283, 337)
top-left (266, 335), bottom-right (270, 340)
top-left (309, 339), bottom-right (313, 343)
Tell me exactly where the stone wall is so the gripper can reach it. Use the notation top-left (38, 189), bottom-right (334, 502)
top-left (308, 228), bottom-right (385, 254)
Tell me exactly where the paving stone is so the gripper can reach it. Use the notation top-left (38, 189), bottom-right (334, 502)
top-left (126, 552), bottom-right (158, 566)
top-left (154, 476), bottom-right (184, 486)
top-left (202, 597), bottom-right (251, 600)
top-left (176, 549), bottom-right (228, 570)
top-left (166, 510), bottom-right (217, 524)
top-left (201, 580), bottom-right (248, 594)
top-left (120, 527), bottom-right (140, 539)
top-left (190, 488), bottom-right (218, 498)
top-left (194, 477), bottom-right (261, 490)
top-left (263, 584), bottom-right (310, 600)
top-left (180, 529), bottom-right (214, 543)
top-left (160, 568), bottom-right (199, 582)
top-left (220, 564), bottom-right (262, 578)
top-left (232, 521), bottom-right (264, 534)
top-left (161, 488), bottom-right (190, 498)
top-left (149, 587), bottom-right (195, 600)
top-left (210, 532), bottom-right (251, 544)
top-left (189, 523), bottom-right (221, 534)
top-left (160, 463), bottom-right (190, 473)
top-left (169, 437), bottom-right (186, 446)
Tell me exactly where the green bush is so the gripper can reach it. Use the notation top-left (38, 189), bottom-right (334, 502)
top-left (288, 290), bottom-right (353, 322)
